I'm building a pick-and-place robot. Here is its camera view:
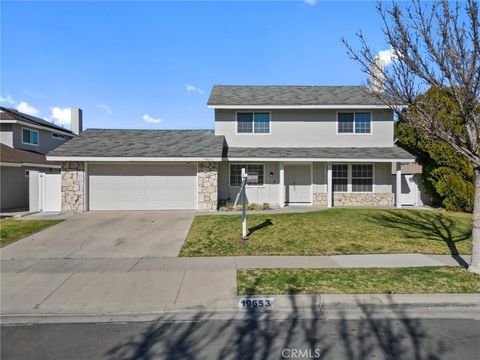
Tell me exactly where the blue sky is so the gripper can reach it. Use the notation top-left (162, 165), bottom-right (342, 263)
top-left (1, 0), bottom-right (392, 131)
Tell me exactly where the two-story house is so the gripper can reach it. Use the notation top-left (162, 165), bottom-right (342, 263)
top-left (47, 85), bottom-right (414, 212)
top-left (0, 107), bottom-right (80, 211)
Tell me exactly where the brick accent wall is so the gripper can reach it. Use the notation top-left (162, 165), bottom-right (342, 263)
top-left (313, 192), bottom-right (328, 207)
top-left (61, 161), bottom-right (85, 212)
top-left (197, 161), bottom-right (218, 210)
top-left (333, 193), bottom-right (394, 207)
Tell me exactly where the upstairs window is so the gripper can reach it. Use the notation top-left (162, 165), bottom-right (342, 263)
top-left (22, 128), bottom-right (39, 145)
top-left (237, 112), bottom-right (270, 134)
top-left (229, 164), bottom-right (265, 186)
top-left (52, 133), bottom-right (65, 140)
top-left (338, 112), bottom-right (371, 134)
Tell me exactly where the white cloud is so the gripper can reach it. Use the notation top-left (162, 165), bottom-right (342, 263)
top-left (50, 107), bottom-right (71, 125)
top-left (143, 114), bottom-right (163, 124)
top-left (186, 84), bottom-right (204, 94)
top-left (16, 101), bottom-right (39, 116)
top-left (304, 0), bottom-right (317, 6)
top-left (0, 94), bottom-right (16, 105)
top-left (99, 104), bottom-right (113, 114)
top-left (376, 48), bottom-right (397, 66)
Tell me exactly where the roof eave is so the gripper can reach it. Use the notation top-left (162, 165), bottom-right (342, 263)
top-left (207, 104), bottom-right (392, 109)
top-left (46, 156), bottom-right (223, 162)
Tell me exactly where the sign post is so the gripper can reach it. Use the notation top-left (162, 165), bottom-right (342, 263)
top-left (241, 168), bottom-right (248, 239)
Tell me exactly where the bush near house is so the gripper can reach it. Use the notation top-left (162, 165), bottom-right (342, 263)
top-left (396, 89), bottom-right (474, 212)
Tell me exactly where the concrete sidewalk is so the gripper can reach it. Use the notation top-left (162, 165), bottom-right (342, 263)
top-left (1, 254), bottom-right (471, 273)
top-left (1, 254), bottom-right (473, 321)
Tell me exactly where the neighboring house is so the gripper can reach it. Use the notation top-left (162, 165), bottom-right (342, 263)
top-left (0, 107), bottom-right (79, 211)
top-left (47, 84), bottom-right (415, 212)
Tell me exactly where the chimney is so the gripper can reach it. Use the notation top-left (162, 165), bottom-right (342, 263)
top-left (370, 57), bottom-right (385, 93)
top-left (71, 108), bottom-right (83, 135)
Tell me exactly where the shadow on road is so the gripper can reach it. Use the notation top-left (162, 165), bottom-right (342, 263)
top-left (105, 297), bottom-right (447, 360)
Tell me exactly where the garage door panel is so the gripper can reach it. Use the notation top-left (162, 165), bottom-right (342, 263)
top-left (89, 164), bottom-right (196, 210)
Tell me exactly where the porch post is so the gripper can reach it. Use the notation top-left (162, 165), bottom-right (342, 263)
top-left (327, 162), bottom-right (333, 208)
top-left (279, 162), bottom-right (285, 208)
top-left (396, 162), bottom-right (402, 209)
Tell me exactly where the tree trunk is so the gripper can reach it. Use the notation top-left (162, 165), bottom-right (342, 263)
top-left (469, 168), bottom-right (480, 273)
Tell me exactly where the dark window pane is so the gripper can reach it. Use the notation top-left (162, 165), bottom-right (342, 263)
top-left (355, 112), bottom-right (371, 133)
top-left (23, 129), bottom-right (30, 143)
top-left (246, 164), bottom-right (264, 185)
top-left (254, 113), bottom-right (270, 133)
top-left (352, 164), bottom-right (373, 192)
top-left (237, 113), bottom-right (253, 133)
top-left (332, 164), bottom-right (348, 192)
top-left (338, 113), bottom-right (354, 133)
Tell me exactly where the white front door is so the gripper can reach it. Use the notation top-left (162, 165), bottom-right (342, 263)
top-left (401, 174), bottom-right (419, 206)
top-left (284, 165), bottom-right (312, 204)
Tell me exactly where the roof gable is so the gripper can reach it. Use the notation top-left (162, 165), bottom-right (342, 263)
top-left (0, 107), bottom-right (74, 134)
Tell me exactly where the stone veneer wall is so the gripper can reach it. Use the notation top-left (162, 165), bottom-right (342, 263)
top-left (61, 161), bottom-right (85, 212)
top-left (197, 161), bottom-right (218, 210)
top-left (333, 193), bottom-right (394, 207)
top-left (313, 192), bottom-right (328, 207)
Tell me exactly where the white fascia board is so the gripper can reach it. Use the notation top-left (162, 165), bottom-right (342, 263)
top-left (46, 156), bottom-right (223, 162)
top-left (22, 163), bottom-right (62, 169)
top-left (0, 120), bottom-right (76, 137)
top-left (208, 105), bottom-right (392, 109)
top-left (0, 162), bottom-right (22, 167)
top-left (0, 162), bottom-right (61, 168)
top-left (227, 157), bottom-right (415, 163)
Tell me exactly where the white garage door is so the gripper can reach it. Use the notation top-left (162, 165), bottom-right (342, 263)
top-left (89, 164), bottom-right (197, 210)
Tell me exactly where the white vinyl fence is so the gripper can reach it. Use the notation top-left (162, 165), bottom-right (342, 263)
top-left (29, 171), bottom-right (61, 212)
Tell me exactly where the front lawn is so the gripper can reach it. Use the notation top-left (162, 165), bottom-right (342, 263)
top-left (0, 219), bottom-right (63, 248)
top-left (237, 267), bottom-right (480, 295)
top-left (179, 209), bottom-right (471, 256)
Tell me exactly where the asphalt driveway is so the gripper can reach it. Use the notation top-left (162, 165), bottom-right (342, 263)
top-left (0, 211), bottom-right (195, 260)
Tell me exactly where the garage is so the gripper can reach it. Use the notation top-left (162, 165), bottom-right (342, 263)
top-left (88, 163), bottom-right (197, 210)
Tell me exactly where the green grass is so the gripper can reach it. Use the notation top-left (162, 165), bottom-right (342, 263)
top-left (237, 267), bottom-right (480, 295)
top-left (0, 219), bottom-right (63, 247)
top-left (179, 209), bottom-right (472, 256)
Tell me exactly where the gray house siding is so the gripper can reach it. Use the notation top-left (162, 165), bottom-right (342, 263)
top-left (215, 109), bottom-right (394, 147)
top-left (10, 124), bottom-right (72, 154)
top-left (0, 123), bottom-right (13, 147)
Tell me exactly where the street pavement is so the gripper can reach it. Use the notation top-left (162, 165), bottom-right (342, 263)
top-left (2, 312), bottom-right (479, 359)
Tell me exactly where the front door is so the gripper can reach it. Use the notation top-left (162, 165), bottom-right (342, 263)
top-left (285, 165), bottom-right (312, 204)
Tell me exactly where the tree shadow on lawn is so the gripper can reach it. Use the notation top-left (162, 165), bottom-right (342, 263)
top-left (105, 296), bottom-right (447, 360)
top-left (368, 210), bottom-right (471, 265)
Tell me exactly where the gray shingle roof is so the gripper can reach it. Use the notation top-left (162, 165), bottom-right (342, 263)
top-left (48, 129), bottom-right (225, 158)
top-left (208, 85), bottom-right (384, 106)
top-left (226, 146), bottom-right (415, 160)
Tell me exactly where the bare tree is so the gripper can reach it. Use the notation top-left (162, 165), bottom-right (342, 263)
top-left (343, 0), bottom-right (480, 273)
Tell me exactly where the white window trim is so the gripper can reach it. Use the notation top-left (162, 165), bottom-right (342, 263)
top-left (228, 163), bottom-right (266, 188)
top-left (52, 133), bottom-right (65, 140)
top-left (331, 163), bottom-right (375, 193)
top-left (336, 111), bottom-right (373, 135)
top-left (235, 111), bottom-right (272, 135)
top-left (22, 127), bottom-right (39, 146)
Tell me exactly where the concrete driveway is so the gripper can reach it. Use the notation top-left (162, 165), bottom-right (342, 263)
top-left (1, 211), bottom-right (195, 260)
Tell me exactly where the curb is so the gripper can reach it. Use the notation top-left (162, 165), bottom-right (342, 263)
top-left (1, 293), bottom-right (479, 325)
